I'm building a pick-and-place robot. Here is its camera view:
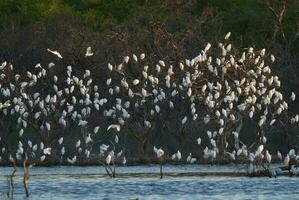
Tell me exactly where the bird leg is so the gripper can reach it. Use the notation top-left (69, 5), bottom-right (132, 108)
top-left (99, 160), bottom-right (114, 178)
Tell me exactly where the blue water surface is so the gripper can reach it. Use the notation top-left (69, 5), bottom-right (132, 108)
top-left (0, 165), bottom-right (298, 200)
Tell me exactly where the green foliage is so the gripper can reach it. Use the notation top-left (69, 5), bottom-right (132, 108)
top-left (195, 0), bottom-right (298, 54)
top-left (0, 0), bottom-right (49, 26)
top-left (0, 0), bottom-right (298, 57)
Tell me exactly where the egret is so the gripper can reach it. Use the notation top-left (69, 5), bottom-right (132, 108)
top-left (47, 49), bottom-right (63, 59)
top-left (224, 32), bottom-right (231, 40)
top-left (85, 47), bottom-right (94, 57)
top-left (197, 137), bottom-right (202, 145)
top-left (140, 53), bottom-right (145, 60)
top-left (132, 79), bottom-right (140, 85)
top-left (67, 156), bottom-right (77, 165)
top-left (255, 144), bottom-right (264, 157)
top-left (277, 151), bottom-right (282, 160)
top-left (43, 148), bottom-right (52, 155)
top-left (284, 154), bottom-right (290, 166)
top-left (190, 158), bottom-right (197, 164)
top-left (94, 126), bottom-right (100, 134)
top-left (61, 147), bottom-right (65, 156)
top-left (265, 150), bottom-right (272, 164)
top-left (40, 155), bottom-right (46, 162)
top-left (75, 140), bottom-right (81, 148)
top-left (154, 147), bottom-right (164, 179)
top-left (106, 154), bottom-right (112, 165)
top-left (85, 134), bottom-right (92, 144)
top-left (187, 153), bottom-right (192, 163)
top-left (226, 151), bottom-right (236, 160)
top-left (107, 124), bottom-right (121, 132)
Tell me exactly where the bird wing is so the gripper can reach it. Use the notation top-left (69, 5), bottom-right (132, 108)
top-left (47, 49), bottom-right (63, 59)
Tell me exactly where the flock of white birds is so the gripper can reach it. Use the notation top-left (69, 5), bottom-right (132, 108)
top-left (0, 32), bottom-right (298, 175)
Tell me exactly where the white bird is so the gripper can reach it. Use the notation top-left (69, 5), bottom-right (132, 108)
top-left (85, 149), bottom-right (90, 158)
top-left (265, 150), bottom-right (272, 163)
top-left (277, 151), bottom-right (282, 160)
top-left (43, 148), bottom-right (52, 155)
top-left (122, 157), bottom-right (127, 165)
top-left (197, 137), bottom-right (201, 145)
top-left (290, 166), bottom-right (299, 175)
top-left (132, 79), bottom-right (140, 85)
top-left (58, 137), bottom-right (64, 145)
top-left (108, 63), bottom-right (113, 71)
top-left (288, 149), bottom-right (295, 157)
top-left (115, 135), bottom-right (119, 143)
top-left (171, 153), bottom-right (176, 160)
top-left (187, 153), bottom-right (192, 163)
top-left (94, 126), bottom-right (100, 134)
top-left (284, 154), bottom-right (290, 166)
top-left (106, 78), bottom-right (112, 86)
top-left (61, 147), bottom-right (65, 155)
top-left (85, 134), bottom-right (93, 144)
top-left (78, 120), bottom-right (88, 127)
top-left (210, 139), bottom-right (216, 147)
top-left (40, 155), bottom-right (46, 162)
top-left (204, 43), bottom-right (212, 52)
top-left (106, 154), bottom-right (112, 165)
top-left (100, 144), bottom-right (110, 152)
top-left (172, 150), bottom-right (182, 161)
top-left (124, 56), bottom-right (129, 63)
top-left (140, 53), bottom-right (145, 60)
top-left (181, 116), bottom-right (187, 125)
top-left (176, 150), bottom-right (182, 160)
top-left (40, 142), bottom-right (44, 150)
top-left (107, 124), bottom-right (121, 132)
top-left (76, 140), bottom-right (81, 148)
top-left (290, 92), bottom-right (296, 101)
top-left (270, 54), bottom-right (275, 63)
top-left (67, 156), bottom-right (77, 165)
top-left (117, 150), bottom-right (123, 158)
top-left (262, 136), bottom-right (267, 144)
top-left (156, 148), bottom-right (164, 158)
top-left (28, 140), bottom-right (32, 148)
top-left (47, 49), bottom-right (63, 59)
top-left (85, 47), bottom-right (94, 57)
top-left (207, 131), bottom-right (212, 139)
top-left (190, 158), bottom-right (197, 164)
top-left (32, 144), bottom-right (38, 152)
top-left (224, 32), bottom-right (231, 40)
top-left (153, 146), bottom-right (158, 154)
top-left (133, 54), bottom-right (138, 62)
top-left (255, 144), bottom-right (264, 157)
top-left (19, 129), bottom-right (24, 137)
top-left (226, 151), bottom-right (236, 160)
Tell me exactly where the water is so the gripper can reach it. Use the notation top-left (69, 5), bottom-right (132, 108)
top-left (0, 165), bottom-right (298, 200)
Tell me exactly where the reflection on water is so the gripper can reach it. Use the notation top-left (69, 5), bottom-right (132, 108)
top-left (0, 165), bottom-right (298, 200)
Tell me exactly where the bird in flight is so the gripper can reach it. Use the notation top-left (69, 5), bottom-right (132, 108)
top-left (47, 49), bottom-right (63, 59)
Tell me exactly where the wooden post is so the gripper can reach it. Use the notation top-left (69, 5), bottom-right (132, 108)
top-left (23, 152), bottom-right (30, 198)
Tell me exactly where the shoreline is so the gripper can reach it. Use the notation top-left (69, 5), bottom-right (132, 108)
top-left (0, 157), bottom-right (283, 167)
top-left (0, 157), bottom-right (251, 167)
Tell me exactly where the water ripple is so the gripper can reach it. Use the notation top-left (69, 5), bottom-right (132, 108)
top-left (1, 166), bottom-right (299, 200)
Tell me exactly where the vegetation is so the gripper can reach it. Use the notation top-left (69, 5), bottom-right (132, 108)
top-left (0, 0), bottom-right (298, 162)
top-left (0, 0), bottom-right (298, 56)
top-left (0, 1), bottom-right (299, 197)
